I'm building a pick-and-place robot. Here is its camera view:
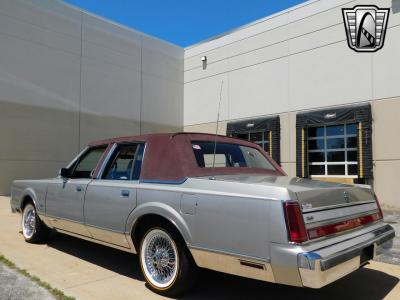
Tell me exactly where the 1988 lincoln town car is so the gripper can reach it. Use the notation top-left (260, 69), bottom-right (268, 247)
top-left (11, 133), bottom-right (394, 296)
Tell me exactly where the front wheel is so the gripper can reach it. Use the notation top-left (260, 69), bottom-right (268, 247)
top-left (139, 226), bottom-right (197, 296)
top-left (22, 203), bottom-right (49, 243)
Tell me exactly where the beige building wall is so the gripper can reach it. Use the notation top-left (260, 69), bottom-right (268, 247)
top-left (0, 0), bottom-right (183, 195)
top-left (372, 98), bottom-right (400, 209)
top-left (183, 0), bottom-right (400, 207)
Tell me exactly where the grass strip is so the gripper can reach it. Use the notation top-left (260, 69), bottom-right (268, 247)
top-left (0, 254), bottom-right (75, 300)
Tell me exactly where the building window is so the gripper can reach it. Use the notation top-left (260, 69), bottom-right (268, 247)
top-left (235, 131), bottom-right (270, 152)
top-left (227, 116), bottom-right (280, 164)
top-left (308, 123), bottom-right (358, 178)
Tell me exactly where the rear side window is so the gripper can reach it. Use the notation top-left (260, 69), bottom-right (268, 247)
top-left (191, 141), bottom-right (275, 170)
top-left (102, 143), bottom-right (145, 180)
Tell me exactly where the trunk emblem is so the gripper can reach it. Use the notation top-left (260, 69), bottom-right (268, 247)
top-left (343, 191), bottom-right (350, 203)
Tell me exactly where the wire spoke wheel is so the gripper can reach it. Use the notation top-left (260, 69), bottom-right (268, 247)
top-left (141, 229), bottom-right (179, 289)
top-left (22, 204), bottom-right (36, 239)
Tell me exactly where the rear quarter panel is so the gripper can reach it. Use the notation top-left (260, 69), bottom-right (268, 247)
top-left (126, 185), bottom-right (192, 244)
top-left (129, 178), bottom-right (291, 261)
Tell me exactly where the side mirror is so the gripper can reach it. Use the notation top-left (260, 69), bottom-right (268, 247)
top-left (59, 168), bottom-right (71, 178)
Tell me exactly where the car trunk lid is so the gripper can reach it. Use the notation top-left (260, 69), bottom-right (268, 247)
top-left (205, 174), bottom-right (382, 242)
top-left (294, 184), bottom-right (381, 241)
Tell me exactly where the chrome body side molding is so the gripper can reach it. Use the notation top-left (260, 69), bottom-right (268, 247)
top-left (189, 246), bottom-right (275, 283)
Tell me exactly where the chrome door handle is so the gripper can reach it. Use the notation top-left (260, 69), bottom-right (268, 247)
top-left (76, 186), bottom-right (83, 192)
top-left (121, 190), bottom-right (130, 197)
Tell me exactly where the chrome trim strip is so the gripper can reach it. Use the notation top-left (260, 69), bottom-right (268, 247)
top-left (96, 143), bottom-right (117, 179)
top-left (45, 214), bottom-right (85, 226)
top-left (140, 178), bottom-right (188, 185)
top-left (301, 200), bottom-right (377, 213)
top-left (189, 246), bottom-right (275, 283)
top-left (188, 245), bottom-right (270, 263)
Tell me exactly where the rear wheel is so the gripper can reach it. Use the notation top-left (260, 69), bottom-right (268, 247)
top-left (22, 203), bottom-right (49, 243)
top-left (139, 226), bottom-right (197, 296)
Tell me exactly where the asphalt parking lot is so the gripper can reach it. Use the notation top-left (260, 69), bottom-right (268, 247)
top-left (1, 196), bottom-right (400, 300)
top-left (0, 262), bottom-right (55, 300)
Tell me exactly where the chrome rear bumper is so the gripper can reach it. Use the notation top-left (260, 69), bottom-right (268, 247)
top-left (297, 224), bottom-right (395, 288)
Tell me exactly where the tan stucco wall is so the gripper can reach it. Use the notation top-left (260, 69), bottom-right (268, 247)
top-left (184, 97), bottom-right (400, 208)
top-left (372, 98), bottom-right (400, 208)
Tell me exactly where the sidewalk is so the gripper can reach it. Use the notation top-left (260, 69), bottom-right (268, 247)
top-left (376, 210), bottom-right (400, 265)
top-left (1, 196), bottom-right (400, 300)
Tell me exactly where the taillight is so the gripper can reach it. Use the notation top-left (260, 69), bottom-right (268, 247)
top-left (307, 212), bottom-right (382, 240)
top-left (283, 201), bottom-right (308, 243)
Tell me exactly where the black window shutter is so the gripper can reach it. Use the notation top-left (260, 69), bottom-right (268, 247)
top-left (227, 116), bottom-right (281, 164)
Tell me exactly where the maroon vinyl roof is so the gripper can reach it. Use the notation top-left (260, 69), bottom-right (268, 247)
top-left (89, 133), bottom-right (285, 183)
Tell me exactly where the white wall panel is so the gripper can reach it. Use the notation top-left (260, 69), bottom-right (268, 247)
top-left (185, 57), bottom-right (229, 84)
top-left (142, 74), bottom-right (183, 132)
top-left (229, 58), bottom-right (289, 119)
top-left (185, 46), bottom-right (229, 72)
top-left (184, 74), bottom-right (229, 125)
top-left (0, 30), bottom-right (80, 163)
top-left (82, 40), bottom-right (140, 72)
top-left (288, 41), bottom-right (372, 111)
top-left (226, 26), bottom-right (288, 59)
top-left (373, 25), bottom-right (400, 100)
top-left (289, 23), bottom-right (344, 55)
top-left (287, 3), bottom-right (340, 38)
top-left (226, 12), bottom-right (289, 45)
top-left (82, 14), bottom-right (142, 59)
top-left (286, 0), bottom-right (346, 23)
top-left (80, 56), bottom-right (141, 120)
top-left (228, 41), bottom-right (289, 71)
top-left (0, 0), bottom-right (81, 37)
top-left (142, 46), bottom-right (183, 83)
top-left (142, 35), bottom-right (183, 60)
top-left (0, 33), bottom-right (81, 111)
top-left (0, 11), bottom-right (81, 55)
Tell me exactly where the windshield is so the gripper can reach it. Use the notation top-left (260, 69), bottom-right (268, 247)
top-left (192, 141), bottom-right (276, 170)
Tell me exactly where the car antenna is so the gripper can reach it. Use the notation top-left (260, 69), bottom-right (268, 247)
top-left (211, 80), bottom-right (224, 176)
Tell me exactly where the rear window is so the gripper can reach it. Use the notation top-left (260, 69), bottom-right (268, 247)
top-left (192, 141), bottom-right (275, 170)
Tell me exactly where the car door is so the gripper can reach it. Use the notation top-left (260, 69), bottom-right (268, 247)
top-left (83, 143), bottom-right (145, 248)
top-left (46, 145), bottom-right (108, 236)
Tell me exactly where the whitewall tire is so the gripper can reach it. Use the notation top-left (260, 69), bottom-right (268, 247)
top-left (139, 225), bottom-right (197, 296)
top-left (21, 203), bottom-right (49, 243)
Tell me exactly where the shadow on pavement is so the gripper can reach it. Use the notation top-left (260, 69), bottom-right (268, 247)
top-left (47, 233), bottom-right (398, 300)
top-left (47, 232), bottom-right (143, 280)
top-left (183, 267), bottom-right (398, 300)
